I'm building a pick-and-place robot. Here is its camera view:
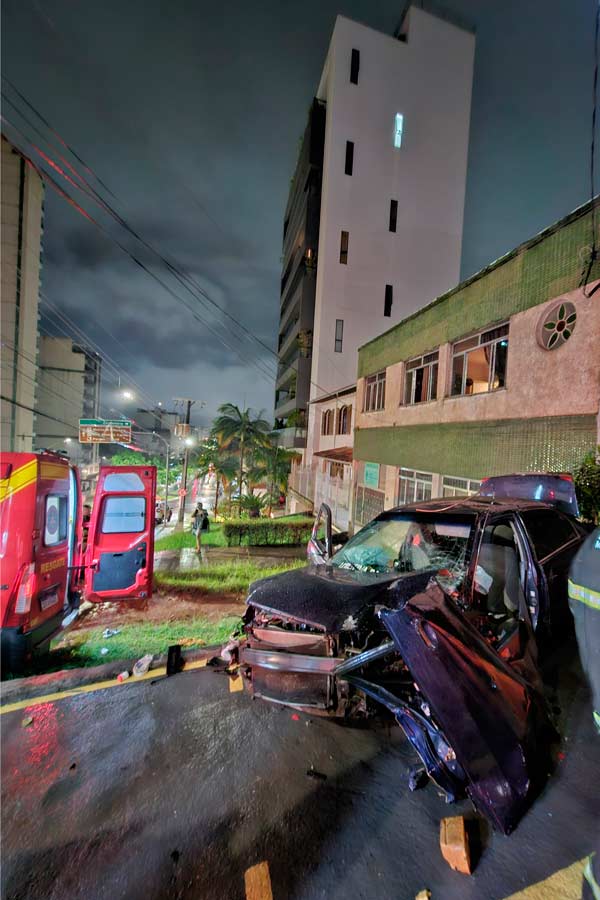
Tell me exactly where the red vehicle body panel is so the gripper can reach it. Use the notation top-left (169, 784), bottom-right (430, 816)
top-left (0, 453), bottom-right (81, 634)
top-left (1, 453), bottom-right (156, 673)
top-left (84, 465), bottom-right (156, 603)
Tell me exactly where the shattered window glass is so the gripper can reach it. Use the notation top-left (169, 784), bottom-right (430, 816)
top-left (333, 513), bottom-right (474, 575)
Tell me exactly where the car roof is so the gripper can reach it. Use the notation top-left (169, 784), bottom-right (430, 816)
top-left (381, 495), bottom-right (560, 518)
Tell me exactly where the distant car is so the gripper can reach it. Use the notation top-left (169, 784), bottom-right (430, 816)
top-left (238, 490), bottom-right (587, 834)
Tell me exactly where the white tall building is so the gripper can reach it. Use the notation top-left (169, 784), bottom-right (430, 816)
top-left (303, 5), bottom-right (475, 460)
top-left (1, 137), bottom-right (45, 452)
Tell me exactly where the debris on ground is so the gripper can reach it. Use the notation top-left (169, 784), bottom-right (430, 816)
top-left (221, 639), bottom-right (239, 664)
top-left (439, 816), bottom-right (472, 874)
top-left (408, 764), bottom-right (429, 792)
top-left (21, 716), bottom-right (33, 727)
top-left (133, 654), bottom-right (154, 677)
top-left (306, 766), bottom-right (327, 781)
top-left (291, 713), bottom-right (300, 721)
top-left (117, 671), bottom-right (130, 683)
top-left (100, 648), bottom-right (109, 656)
top-left (166, 644), bottom-right (183, 676)
top-left (102, 628), bottom-right (121, 639)
top-left (415, 891), bottom-right (431, 900)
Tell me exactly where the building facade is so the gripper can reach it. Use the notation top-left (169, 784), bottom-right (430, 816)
top-left (34, 338), bottom-right (102, 464)
top-left (1, 137), bottom-right (45, 451)
top-left (274, 99), bottom-right (326, 447)
top-left (352, 199), bottom-right (600, 529)
top-left (288, 384), bottom-right (356, 530)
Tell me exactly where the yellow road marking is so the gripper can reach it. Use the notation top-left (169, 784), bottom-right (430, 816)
top-left (229, 673), bottom-right (244, 692)
top-left (503, 857), bottom-right (586, 900)
top-left (0, 657), bottom-right (208, 715)
top-left (244, 862), bottom-right (273, 900)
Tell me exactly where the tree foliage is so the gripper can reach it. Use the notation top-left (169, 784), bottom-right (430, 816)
top-left (574, 448), bottom-right (600, 524)
top-left (211, 404), bottom-right (271, 515)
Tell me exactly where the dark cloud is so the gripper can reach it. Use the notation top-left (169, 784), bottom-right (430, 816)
top-left (2, 0), bottom-right (597, 426)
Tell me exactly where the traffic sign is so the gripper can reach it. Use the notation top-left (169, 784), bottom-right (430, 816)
top-left (79, 418), bottom-right (133, 444)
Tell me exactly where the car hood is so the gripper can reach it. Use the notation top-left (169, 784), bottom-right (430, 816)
top-left (246, 564), bottom-right (433, 632)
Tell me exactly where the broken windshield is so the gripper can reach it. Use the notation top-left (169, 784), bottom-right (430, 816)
top-left (332, 513), bottom-right (475, 575)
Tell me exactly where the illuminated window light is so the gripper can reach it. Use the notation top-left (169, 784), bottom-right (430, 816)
top-left (394, 113), bottom-right (404, 148)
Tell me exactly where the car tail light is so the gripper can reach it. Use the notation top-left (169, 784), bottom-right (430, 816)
top-left (15, 564), bottom-right (36, 615)
top-left (558, 474), bottom-right (574, 482)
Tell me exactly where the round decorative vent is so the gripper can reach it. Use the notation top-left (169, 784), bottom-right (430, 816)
top-left (537, 300), bottom-right (577, 351)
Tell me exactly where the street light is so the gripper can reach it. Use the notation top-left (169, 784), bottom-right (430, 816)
top-left (122, 390), bottom-right (134, 401)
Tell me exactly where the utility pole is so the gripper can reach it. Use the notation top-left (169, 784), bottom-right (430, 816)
top-left (175, 398), bottom-right (195, 525)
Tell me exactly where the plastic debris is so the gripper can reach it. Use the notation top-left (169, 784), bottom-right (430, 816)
top-left (440, 816), bottom-right (472, 874)
top-left (415, 891), bottom-right (431, 900)
top-left (291, 713), bottom-right (300, 721)
top-left (221, 639), bottom-right (239, 664)
top-left (21, 716), bottom-right (33, 727)
top-left (100, 647), bottom-right (109, 656)
top-left (117, 671), bottom-right (130, 683)
top-left (133, 654), bottom-right (153, 677)
top-left (102, 628), bottom-right (121, 639)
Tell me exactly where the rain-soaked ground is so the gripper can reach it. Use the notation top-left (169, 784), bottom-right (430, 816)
top-left (1, 645), bottom-right (599, 900)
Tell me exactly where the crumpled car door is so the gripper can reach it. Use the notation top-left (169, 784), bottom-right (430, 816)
top-left (379, 583), bottom-right (550, 834)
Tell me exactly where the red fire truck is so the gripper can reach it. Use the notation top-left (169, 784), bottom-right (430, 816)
top-left (0, 451), bottom-right (156, 676)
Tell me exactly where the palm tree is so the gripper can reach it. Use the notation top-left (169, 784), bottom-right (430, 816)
top-left (249, 444), bottom-right (295, 517)
top-left (211, 404), bottom-right (271, 516)
top-left (195, 437), bottom-right (238, 519)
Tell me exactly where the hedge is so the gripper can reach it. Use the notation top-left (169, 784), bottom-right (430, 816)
top-left (223, 517), bottom-right (314, 547)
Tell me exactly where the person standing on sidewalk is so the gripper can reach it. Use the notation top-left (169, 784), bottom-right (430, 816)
top-left (568, 527), bottom-right (600, 900)
top-left (191, 502), bottom-right (205, 554)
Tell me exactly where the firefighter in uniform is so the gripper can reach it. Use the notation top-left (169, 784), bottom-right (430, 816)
top-left (568, 527), bottom-right (600, 900)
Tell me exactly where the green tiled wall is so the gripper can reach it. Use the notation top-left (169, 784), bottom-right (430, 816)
top-left (358, 200), bottom-right (600, 377)
top-left (354, 416), bottom-right (597, 478)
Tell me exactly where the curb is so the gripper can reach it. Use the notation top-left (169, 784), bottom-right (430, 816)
top-left (0, 645), bottom-right (222, 707)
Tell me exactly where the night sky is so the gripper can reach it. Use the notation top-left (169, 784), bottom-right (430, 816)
top-left (2, 0), bottom-right (597, 426)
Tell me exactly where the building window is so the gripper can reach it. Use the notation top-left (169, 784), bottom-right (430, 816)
top-left (398, 469), bottom-right (433, 505)
top-left (337, 404), bottom-right (352, 435)
top-left (44, 495), bottom-right (68, 546)
top-left (350, 48), bottom-right (360, 84)
top-left (404, 351), bottom-right (439, 405)
top-left (345, 141), bottom-right (354, 176)
top-left (321, 409), bottom-right (334, 436)
top-left (101, 496), bottom-right (146, 534)
top-left (442, 476), bottom-right (481, 497)
top-left (364, 371), bottom-right (386, 412)
top-left (451, 323), bottom-right (509, 396)
top-left (394, 113), bottom-right (404, 148)
top-left (334, 319), bottom-right (344, 353)
top-left (340, 230), bottom-right (349, 264)
top-left (384, 284), bottom-right (393, 317)
top-left (389, 199), bottom-right (398, 233)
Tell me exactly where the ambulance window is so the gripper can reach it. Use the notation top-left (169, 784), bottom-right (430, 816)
top-left (101, 496), bottom-right (146, 533)
top-left (44, 495), bottom-right (69, 546)
top-left (103, 472), bottom-right (145, 492)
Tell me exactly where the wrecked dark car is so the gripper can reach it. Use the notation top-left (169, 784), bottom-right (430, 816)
top-left (239, 494), bottom-right (587, 834)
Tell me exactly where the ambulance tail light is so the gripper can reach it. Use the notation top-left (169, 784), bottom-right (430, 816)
top-left (15, 564), bottom-right (36, 615)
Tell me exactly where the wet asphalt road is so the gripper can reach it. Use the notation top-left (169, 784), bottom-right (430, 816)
top-left (1, 650), bottom-right (599, 900)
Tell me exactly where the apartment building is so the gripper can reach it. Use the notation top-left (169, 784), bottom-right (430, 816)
top-left (352, 199), bottom-right (600, 529)
top-left (34, 337), bottom-right (102, 464)
top-left (283, 2), bottom-right (474, 516)
top-left (1, 137), bottom-right (45, 451)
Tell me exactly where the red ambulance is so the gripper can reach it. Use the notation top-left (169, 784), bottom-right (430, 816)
top-left (0, 451), bottom-right (156, 675)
